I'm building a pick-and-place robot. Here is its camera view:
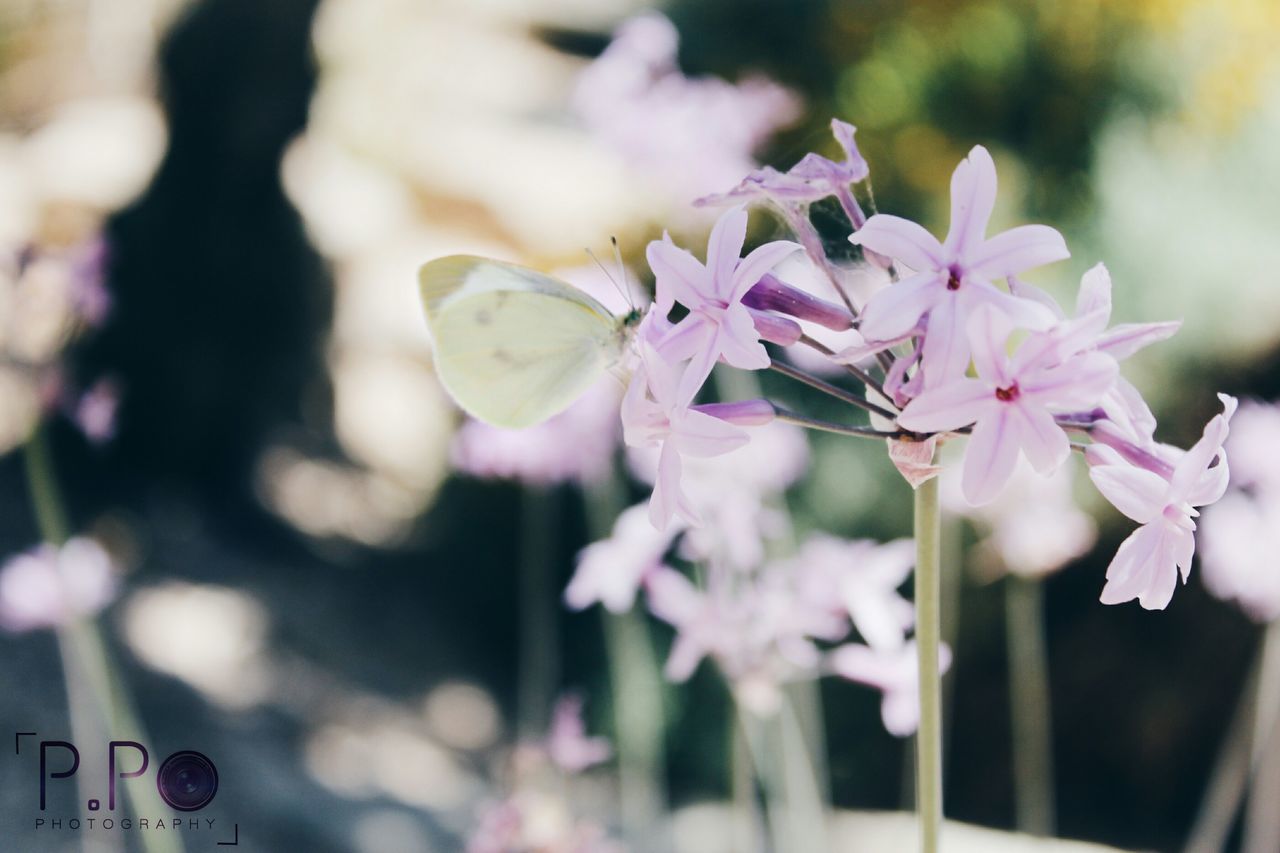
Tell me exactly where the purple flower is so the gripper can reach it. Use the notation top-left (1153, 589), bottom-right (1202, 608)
top-left (0, 538), bottom-right (117, 633)
top-left (573, 13), bottom-right (800, 204)
top-left (621, 340), bottom-right (762, 529)
top-left (646, 206), bottom-right (800, 402)
top-left (849, 145), bottom-right (1066, 384)
top-left (452, 377), bottom-right (622, 486)
top-left (1087, 394), bottom-right (1236, 609)
top-left (898, 306), bottom-right (1117, 505)
top-left (828, 641), bottom-right (952, 737)
top-left (545, 694), bottom-right (612, 774)
top-left (941, 459), bottom-right (1097, 580)
top-left (564, 503), bottom-right (681, 614)
top-left (787, 535), bottom-right (916, 651)
top-left (697, 118), bottom-right (870, 226)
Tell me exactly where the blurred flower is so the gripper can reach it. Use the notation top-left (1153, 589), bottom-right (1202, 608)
top-left (0, 538), bottom-right (117, 633)
top-left (468, 792), bottom-right (624, 853)
top-left (68, 376), bottom-right (121, 445)
top-left (573, 12), bottom-right (800, 206)
top-left (699, 118), bottom-right (870, 228)
top-left (849, 145), bottom-right (1063, 384)
top-left (565, 503), bottom-right (680, 614)
top-left (942, 458), bottom-right (1097, 580)
top-left (452, 377), bottom-right (623, 487)
top-left (1199, 399), bottom-right (1280, 621)
top-left (787, 535), bottom-right (916, 651)
top-left (828, 641), bottom-right (952, 737)
top-left (645, 564), bottom-right (836, 716)
top-left (1087, 394), bottom-right (1236, 609)
top-left (628, 421), bottom-right (809, 570)
top-left (545, 694), bottom-right (612, 773)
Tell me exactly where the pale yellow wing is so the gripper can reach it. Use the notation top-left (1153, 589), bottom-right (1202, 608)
top-left (418, 256), bottom-right (623, 429)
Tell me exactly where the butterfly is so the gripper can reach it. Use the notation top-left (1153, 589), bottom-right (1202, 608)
top-left (418, 255), bottom-right (644, 429)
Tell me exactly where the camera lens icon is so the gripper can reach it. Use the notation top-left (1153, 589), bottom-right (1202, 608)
top-left (156, 751), bottom-right (218, 812)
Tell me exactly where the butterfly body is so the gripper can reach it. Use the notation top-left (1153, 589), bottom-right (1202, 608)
top-left (419, 255), bottom-right (639, 429)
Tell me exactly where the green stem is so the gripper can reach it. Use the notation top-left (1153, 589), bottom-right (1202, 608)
top-left (914, 476), bottom-right (943, 853)
top-left (1242, 620), bottom-right (1280, 853)
top-left (1183, 640), bottom-right (1263, 853)
top-left (517, 485), bottom-right (559, 738)
top-left (23, 429), bottom-right (184, 853)
top-left (582, 472), bottom-right (669, 850)
top-left (1005, 576), bottom-right (1055, 837)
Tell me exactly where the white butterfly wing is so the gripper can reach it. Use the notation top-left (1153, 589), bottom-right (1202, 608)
top-left (419, 256), bottom-right (623, 429)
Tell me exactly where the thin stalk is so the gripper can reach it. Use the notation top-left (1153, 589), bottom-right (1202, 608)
top-left (767, 361), bottom-right (898, 422)
top-left (732, 718), bottom-right (765, 853)
top-left (796, 334), bottom-right (888, 400)
top-left (583, 473), bottom-right (669, 852)
top-left (914, 475), bottom-right (943, 853)
top-left (737, 700), bottom-right (828, 853)
top-left (517, 485), bottom-right (559, 738)
top-left (1243, 620), bottom-right (1280, 852)
top-left (1183, 640), bottom-right (1264, 853)
top-left (1005, 576), bottom-right (1056, 837)
top-left (773, 410), bottom-right (906, 440)
top-left (23, 429), bottom-right (183, 853)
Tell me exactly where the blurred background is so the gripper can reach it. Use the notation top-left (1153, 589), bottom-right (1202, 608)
top-left (0, 0), bottom-right (1278, 850)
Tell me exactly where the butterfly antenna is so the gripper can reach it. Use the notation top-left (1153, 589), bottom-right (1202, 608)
top-left (610, 236), bottom-right (637, 312)
top-left (585, 246), bottom-right (631, 312)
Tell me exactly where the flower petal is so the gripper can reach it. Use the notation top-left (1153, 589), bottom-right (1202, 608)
top-left (967, 304), bottom-right (1014, 387)
top-left (857, 270), bottom-right (943, 343)
top-left (1099, 523), bottom-right (1164, 607)
top-left (1096, 321), bottom-right (1182, 362)
top-left (706, 206), bottom-right (749, 296)
top-left (1022, 352), bottom-right (1118, 410)
top-left (1089, 464), bottom-right (1168, 524)
top-left (919, 294), bottom-right (972, 386)
top-left (1012, 404), bottom-right (1070, 474)
top-left (1076, 263), bottom-right (1113, 318)
top-left (964, 277), bottom-right (1059, 331)
top-left (849, 214), bottom-right (946, 272)
top-left (944, 145), bottom-right (997, 254)
top-left (730, 240), bottom-right (803, 303)
top-left (966, 224), bottom-right (1069, 280)
top-left (897, 377), bottom-right (993, 433)
top-left (647, 234), bottom-right (708, 314)
top-left (717, 305), bottom-right (771, 371)
top-left (1170, 394), bottom-right (1237, 504)
top-left (672, 408), bottom-right (750, 458)
top-left (961, 411), bottom-right (1021, 505)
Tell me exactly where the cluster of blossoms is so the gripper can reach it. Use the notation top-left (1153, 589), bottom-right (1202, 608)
top-left (0, 237), bottom-right (119, 450)
top-left (618, 119), bottom-right (1233, 612)
top-left (568, 417), bottom-right (945, 730)
top-left (0, 537), bottom-right (118, 634)
top-left (468, 695), bottom-right (621, 853)
top-left (572, 12), bottom-right (800, 206)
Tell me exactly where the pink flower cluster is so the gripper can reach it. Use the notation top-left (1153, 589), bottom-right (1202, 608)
top-left (467, 694), bottom-right (620, 853)
top-left (620, 121), bottom-right (1233, 611)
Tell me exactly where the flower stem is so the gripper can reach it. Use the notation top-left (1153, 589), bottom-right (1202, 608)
top-left (584, 473), bottom-right (669, 851)
top-left (795, 334), bottom-right (889, 400)
top-left (1183, 637), bottom-right (1264, 853)
top-left (517, 485), bottom-right (559, 738)
top-left (1005, 576), bottom-right (1055, 837)
top-left (1242, 619), bottom-right (1280, 852)
top-left (772, 409), bottom-right (906, 440)
top-left (23, 428), bottom-right (184, 853)
top-left (914, 474), bottom-right (943, 853)
top-left (767, 361), bottom-right (898, 421)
